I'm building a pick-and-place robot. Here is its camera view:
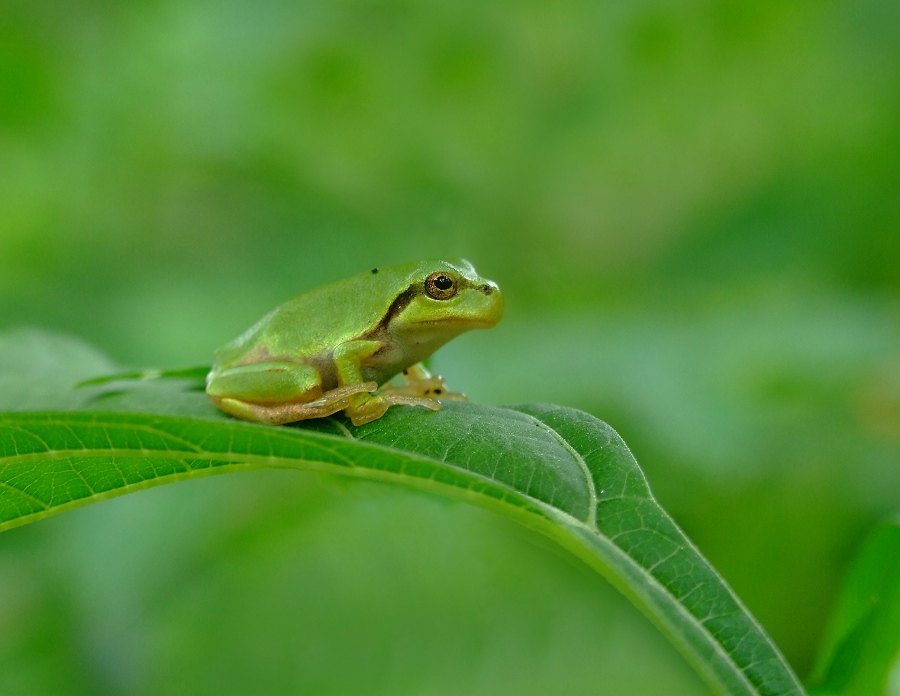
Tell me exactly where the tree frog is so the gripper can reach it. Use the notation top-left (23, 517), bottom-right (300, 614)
top-left (206, 260), bottom-right (503, 426)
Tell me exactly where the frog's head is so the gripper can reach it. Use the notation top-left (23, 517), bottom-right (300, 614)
top-left (386, 259), bottom-right (503, 339)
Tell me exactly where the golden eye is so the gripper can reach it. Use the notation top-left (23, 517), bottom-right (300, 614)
top-left (424, 272), bottom-right (457, 300)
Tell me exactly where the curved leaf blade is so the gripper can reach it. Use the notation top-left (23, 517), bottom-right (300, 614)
top-left (808, 517), bottom-right (900, 696)
top-left (512, 404), bottom-right (805, 696)
top-left (0, 329), bottom-right (804, 695)
top-left (0, 405), bottom-right (804, 696)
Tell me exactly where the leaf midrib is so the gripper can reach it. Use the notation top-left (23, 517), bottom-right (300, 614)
top-left (0, 416), bottom-right (557, 533)
top-left (519, 409), bottom-right (598, 529)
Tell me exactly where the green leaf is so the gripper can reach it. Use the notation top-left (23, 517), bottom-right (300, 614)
top-left (0, 327), bottom-right (119, 410)
top-left (808, 517), bottom-right (900, 696)
top-left (0, 329), bottom-right (805, 696)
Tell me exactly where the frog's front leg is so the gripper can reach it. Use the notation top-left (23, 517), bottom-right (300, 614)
top-left (333, 341), bottom-right (441, 426)
top-left (379, 363), bottom-right (468, 403)
top-left (206, 361), bottom-right (376, 425)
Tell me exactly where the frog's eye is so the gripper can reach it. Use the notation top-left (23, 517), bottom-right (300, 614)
top-left (424, 272), bottom-right (457, 300)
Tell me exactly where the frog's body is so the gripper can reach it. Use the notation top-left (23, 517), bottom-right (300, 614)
top-left (206, 260), bottom-right (502, 426)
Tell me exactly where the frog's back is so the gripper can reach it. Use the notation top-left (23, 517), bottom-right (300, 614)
top-left (212, 264), bottom-right (419, 369)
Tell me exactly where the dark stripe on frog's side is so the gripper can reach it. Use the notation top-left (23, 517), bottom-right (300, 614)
top-left (233, 282), bottom-right (422, 368)
top-left (366, 283), bottom-right (421, 337)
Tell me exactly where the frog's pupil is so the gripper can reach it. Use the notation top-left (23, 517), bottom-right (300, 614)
top-left (435, 275), bottom-right (453, 290)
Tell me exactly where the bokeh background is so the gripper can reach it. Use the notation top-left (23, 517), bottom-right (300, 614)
top-left (2, 0), bottom-right (899, 693)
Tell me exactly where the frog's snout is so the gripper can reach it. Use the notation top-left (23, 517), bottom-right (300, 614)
top-left (478, 281), bottom-right (504, 327)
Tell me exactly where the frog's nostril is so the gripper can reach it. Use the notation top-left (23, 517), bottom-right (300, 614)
top-left (478, 283), bottom-right (493, 295)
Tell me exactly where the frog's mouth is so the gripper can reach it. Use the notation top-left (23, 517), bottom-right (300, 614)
top-left (410, 317), bottom-right (500, 330)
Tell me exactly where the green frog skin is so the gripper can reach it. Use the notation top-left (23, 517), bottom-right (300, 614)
top-left (206, 260), bottom-right (503, 426)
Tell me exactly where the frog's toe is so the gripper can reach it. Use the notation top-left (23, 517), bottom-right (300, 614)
top-left (380, 394), bottom-right (442, 411)
top-left (307, 381), bottom-right (378, 408)
top-left (380, 375), bottom-right (467, 403)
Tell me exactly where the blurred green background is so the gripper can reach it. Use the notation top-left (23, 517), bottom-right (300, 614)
top-left (1, 0), bottom-right (899, 693)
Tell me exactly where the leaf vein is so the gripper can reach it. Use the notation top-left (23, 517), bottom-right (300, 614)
top-left (516, 411), bottom-right (598, 529)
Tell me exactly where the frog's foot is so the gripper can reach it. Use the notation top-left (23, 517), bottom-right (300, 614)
top-left (213, 382), bottom-right (377, 425)
top-left (305, 382), bottom-right (379, 410)
top-left (345, 393), bottom-right (441, 427)
top-left (380, 369), bottom-right (467, 403)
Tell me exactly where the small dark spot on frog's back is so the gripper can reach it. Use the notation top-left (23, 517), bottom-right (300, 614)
top-left (371, 267), bottom-right (378, 274)
top-left (478, 283), bottom-right (493, 295)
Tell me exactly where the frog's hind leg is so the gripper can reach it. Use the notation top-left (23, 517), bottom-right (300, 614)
top-left (213, 382), bottom-right (377, 425)
top-left (206, 361), bottom-right (376, 425)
